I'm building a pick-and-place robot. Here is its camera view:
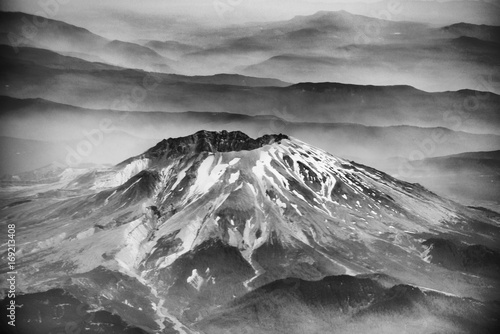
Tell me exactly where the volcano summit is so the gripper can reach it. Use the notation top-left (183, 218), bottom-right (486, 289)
top-left (1, 131), bottom-right (499, 333)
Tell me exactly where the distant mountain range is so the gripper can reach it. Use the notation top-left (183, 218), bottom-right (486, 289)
top-left (277, 0), bottom-right (500, 26)
top-left (382, 150), bottom-right (500, 211)
top-left (442, 22), bottom-right (500, 43)
top-left (1, 45), bottom-right (499, 135)
top-left (1, 95), bottom-right (499, 176)
top-left (0, 11), bottom-right (173, 72)
top-left (177, 10), bottom-right (500, 92)
top-left (1, 10), bottom-right (499, 92)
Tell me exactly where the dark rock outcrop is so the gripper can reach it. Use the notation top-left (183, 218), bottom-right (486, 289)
top-left (143, 130), bottom-right (289, 160)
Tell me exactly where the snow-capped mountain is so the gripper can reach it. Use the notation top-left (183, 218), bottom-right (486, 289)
top-left (1, 130), bottom-right (499, 333)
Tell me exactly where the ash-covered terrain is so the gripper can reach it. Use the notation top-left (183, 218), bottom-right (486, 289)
top-left (1, 131), bottom-right (499, 333)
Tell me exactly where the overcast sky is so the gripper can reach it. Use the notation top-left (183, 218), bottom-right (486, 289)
top-left (1, 0), bottom-right (499, 40)
top-left (2, 0), bottom-right (499, 22)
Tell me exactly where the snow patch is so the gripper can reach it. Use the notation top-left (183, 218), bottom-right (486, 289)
top-left (292, 190), bottom-right (307, 202)
top-left (104, 190), bottom-right (117, 205)
top-left (228, 158), bottom-right (240, 166)
top-left (228, 171), bottom-right (240, 184)
top-left (253, 150), bottom-right (289, 191)
top-left (291, 204), bottom-right (303, 216)
top-left (247, 183), bottom-right (256, 195)
top-left (276, 198), bottom-right (287, 209)
top-left (171, 167), bottom-right (187, 190)
top-left (421, 244), bottom-right (433, 263)
top-left (122, 177), bottom-right (142, 194)
top-left (187, 155), bottom-right (228, 198)
top-left (187, 269), bottom-right (204, 291)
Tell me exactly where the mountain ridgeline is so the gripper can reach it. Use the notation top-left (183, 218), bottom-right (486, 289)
top-left (141, 131), bottom-right (289, 157)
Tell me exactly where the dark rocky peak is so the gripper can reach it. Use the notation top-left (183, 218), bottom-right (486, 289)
top-left (145, 130), bottom-right (289, 159)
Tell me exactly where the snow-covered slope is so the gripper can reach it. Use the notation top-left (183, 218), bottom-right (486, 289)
top-left (2, 130), bottom-right (499, 333)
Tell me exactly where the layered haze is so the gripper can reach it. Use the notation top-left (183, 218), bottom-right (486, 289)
top-left (0, 1), bottom-right (500, 333)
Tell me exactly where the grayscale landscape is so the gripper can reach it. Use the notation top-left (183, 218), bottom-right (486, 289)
top-left (0, 0), bottom-right (499, 333)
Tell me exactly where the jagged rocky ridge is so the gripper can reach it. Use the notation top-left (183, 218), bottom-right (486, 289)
top-left (141, 130), bottom-right (289, 157)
